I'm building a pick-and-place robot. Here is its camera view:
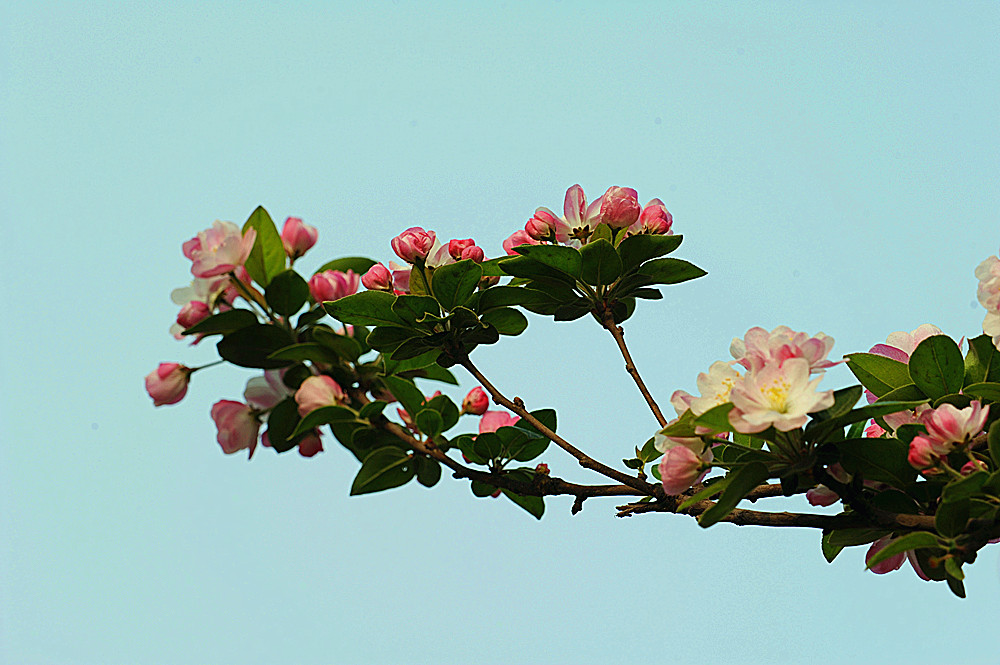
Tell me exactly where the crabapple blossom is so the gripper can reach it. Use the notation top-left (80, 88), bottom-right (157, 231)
top-left (598, 186), bottom-right (641, 228)
top-left (388, 261), bottom-right (411, 293)
top-left (689, 361), bottom-right (742, 416)
top-left (525, 208), bottom-right (560, 240)
top-left (728, 358), bottom-right (835, 433)
top-left (174, 300), bottom-right (211, 335)
top-left (503, 230), bottom-right (539, 255)
top-left (658, 445), bottom-right (711, 495)
top-left (974, 252), bottom-right (1000, 310)
top-left (560, 184), bottom-right (603, 245)
top-left (479, 410), bottom-right (520, 434)
top-left (210, 400), bottom-right (261, 457)
top-left (391, 227), bottom-right (436, 263)
top-left (870, 324), bottom-right (944, 362)
top-left (730, 326), bottom-right (837, 374)
top-left (361, 263), bottom-right (393, 291)
top-left (627, 199), bottom-right (673, 235)
top-left (145, 363), bottom-right (191, 406)
top-left (461, 387), bottom-right (489, 415)
top-left (922, 400), bottom-right (988, 449)
top-left (280, 216), bottom-right (318, 260)
top-left (907, 435), bottom-right (940, 470)
top-left (308, 269), bottom-right (359, 303)
top-left (294, 375), bottom-right (347, 417)
top-left (806, 485), bottom-right (840, 507)
top-left (244, 370), bottom-right (291, 411)
top-left (296, 430), bottom-right (324, 457)
top-left (448, 239), bottom-right (476, 260)
top-left (183, 220), bottom-right (257, 278)
top-left (866, 536), bottom-right (907, 574)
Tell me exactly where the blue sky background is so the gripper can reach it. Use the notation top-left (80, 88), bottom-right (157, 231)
top-left (3, 2), bottom-right (999, 663)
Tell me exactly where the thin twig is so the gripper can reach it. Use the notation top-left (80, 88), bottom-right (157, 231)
top-left (599, 304), bottom-right (668, 428)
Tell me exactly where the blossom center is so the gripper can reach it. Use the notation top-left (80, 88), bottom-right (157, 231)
top-left (759, 377), bottom-right (792, 413)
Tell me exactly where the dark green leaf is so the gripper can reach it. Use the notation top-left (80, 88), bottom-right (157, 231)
top-left (324, 291), bottom-right (406, 328)
top-left (391, 295), bottom-right (441, 326)
top-left (267, 343), bottom-right (339, 364)
top-left (412, 362), bottom-right (458, 385)
top-left (962, 381), bottom-right (1000, 402)
top-left (512, 408), bottom-right (557, 437)
top-left (367, 326), bottom-right (419, 353)
top-left (265, 269), bottom-right (310, 316)
top-left (423, 394), bottom-right (460, 432)
top-left (821, 532), bottom-right (845, 563)
top-left (381, 376), bottom-right (426, 418)
top-left (827, 528), bottom-right (890, 547)
top-left (474, 432), bottom-right (504, 461)
top-left (513, 244), bottom-right (582, 278)
top-left (415, 456), bottom-right (442, 488)
top-left (264, 397), bottom-right (301, 453)
top-left (415, 409), bottom-right (444, 438)
top-left (350, 447), bottom-right (415, 495)
top-left (291, 405), bottom-right (357, 438)
top-left (811, 386), bottom-right (863, 421)
top-left (389, 337), bottom-right (434, 361)
top-left (678, 475), bottom-right (733, 510)
top-left (216, 324), bottom-right (295, 369)
top-left (845, 353), bottom-right (912, 397)
top-left (617, 234), bottom-right (683, 273)
top-left (693, 402), bottom-right (736, 434)
top-left (589, 222), bottom-right (612, 244)
top-left (313, 257), bottom-right (377, 276)
top-left (242, 206), bottom-right (285, 286)
top-left (431, 260), bottom-right (483, 311)
top-left (471, 480), bottom-right (497, 497)
top-left (476, 286), bottom-right (553, 312)
top-left (296, 307), bottom-right (327, 328)
top-left (638, 437), bottom-right (662, 463)
top-left (932, 393), bottom-right (973, 409)
top-left (358, 401), bottom-right (388, 420)
top-left (878, 384), bottom-right (928, 402)
top-left (501, 488), bottom-right (544, 519)
top-left (965, 334), bottom-right (1000, 385)
top-left (553, 300), bottom-right (592, 321)
top-left (908, 335), bottom-right (964, 400)
top-left (480, 307), bottom-right (528, 335)
top-left (579, 239), bottom-right (622, 286)
top-left (942, 471), bottom-right (989, 503)
top-left (947, 574), bottom-right (966, 598)
top-left (990, 420), bottom-right (1000, 468)
top-left (865, 532), bottom-right (941, 570)
top-left (383, 349), bottom-right (440, 374)
top-left (636, 257), bottom-right (707, 285)
top-left (311, 326), bottom-right (364, 362)
top-left (837, 437), bottom-right (916, 487)
top-left (630, 287), bottom-right (662, 300)
top-left (181, 308), bottom-right (258, 336)
top-left (698, 462), bottom-right (770, 527)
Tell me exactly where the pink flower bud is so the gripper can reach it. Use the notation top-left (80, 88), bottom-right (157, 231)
top-left (297, 430), bottom-right (324, 457)
top-left (448, 239), bottom-right (476, 260)
top-left (309, 269), bottom-right (359, 303)
top-left (502, 230), bottom-right (540, 256)
top-left (806, 485), bottom-right (840, 507)
top-left (210, 400), bottom-right (261, 457)
top-left (479, 410), bottom-right (520, 434)
top-left (294, 375), bottom-right (347, 417)
top-left (391, 227), bottom-right (437, 263)
top-left (388, 261), bottom-right (411, 293)
top-left (461, 245), bottom-right (485, 262)
top-left (599, 186), bottom-right (641, 229)
top-left (397, 407), bottom-right (418, 433)
top-left (658, 445), bottom-right (707, 495)
top-left (461, 387), bottom-right (489, 415)
top-left (525, 208), bottom-right (559, 240)
top-left (961, 459), bottom-right (988, 475)
top-left (280, 216), bottom-right (318, 260)
top-left (361, 263), bottom-right (394, 291)
top-left (635, 199), bottom-right (673, 235)
top-left (145, 363), bottom-right (191, 406)
top-left (908, 435), bottom-right (940, 470)
top-left (176, 300), bottom-right (211, 331)
top-left (866, 536), bottom-right (906, 574)
top-left (535, 463), bottom-right (550, 475)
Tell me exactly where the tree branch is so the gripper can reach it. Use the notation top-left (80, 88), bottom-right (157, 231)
top-left (600, 304), bottom-right (668, 428)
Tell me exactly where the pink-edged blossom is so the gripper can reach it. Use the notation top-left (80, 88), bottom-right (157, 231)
top-left (865, 420), bottom-right (887, 438)
top-left (280, 216), bottom-right (318, 260)
top-left (210, 400), bottom-right (261, 457)
top-left (689, 361), bottom-right (743, 416)
top-left (168, 271), bottom-right (243, 338)
top-left (397, 407), bottom-right (418, 433)
top-left (658, 445), bottom-right (711, 495)
top-left (183, 221), bottom-right (258, 278)
top-left (984, 310), bottom-right (1000, 351)
top-left (871, 324), bottom-right (944, 361)
top-left (309, 269), bottom-right (359, 303)
top-left (806, 485), bottom-right (840, 507)
top-left (923, 400), bottom-right (988, 450)
top-left (652, 418), bottom-right (704, 454)
top-left (866, 536), bottom-right (930, 580)
top-left (730, 326), bottom-right (837, 374)
top-left (388, 261), bottom-right (411, 293)
top-left (728, 358), bottom-right (835, 433)
top-left (294, 375), bottom-right (347, 417)
top-left (503, 229), bottom-right (540, 255)
top-left (391, 227), bottom-right (437, 263)
top-left (974, 252), bottom-right (1000, 310)
top-left (361, 263), bottom-right (394, 291)
top-left (560, 184), bottom-right (603, 245)
top-left (479, 410), bottom-right (520, 434)
top-left (598, 186), bottom-right (641, 229)
top-left (461, 387), bottom-right (489, 415)
top-left (525, 208), bottom-right (560, 240)
top-left (907, 435), bottom-right (940, 470)
top-left (244, 370), bottom-right (291, 411)
top-left (145, 363), bottom-right (191, 406)
top-left (628, 199), bottom-right (673, 235)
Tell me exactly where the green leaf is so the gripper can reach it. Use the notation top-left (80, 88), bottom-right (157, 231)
top-left (181, 308), bottom-right (258, 336)
top-left (423, 394), bottom-right (460, 432)
top-left (579, 239), bottom-right (622, 287)
top-left (936, 497), bottom-right (970, 537)
top-left (636, 257), bottom-right (707, 285)
top-left (617, 234), bottom-right (684, 273)
top-left (410, 362), bottom-right (457, 385)
top-left (811, 386), bottom-right (863, 421)
top-left (367, 326), bottom-right (419, 352)
top-left (989, 420), bottom-right (1000, 468)
top-left (806, 399), bottom-right (926, 443)
top-left (264, 397), bottom-right (302, 453)
top-left (471, 480), bottom-right (498, 497)
top-left (827, 528), bottom-right (890, 547)
top-left (415, 456), bottom-right (442, 488)
top-left (474, 432), bottom-right (504, 461)
top-left (878, 384), bottom-right (928, 402)
top-left (313, 257), bottom-right (377, 276)
top-left (908, 335), bottom-right (964, 400)
top-left (513, 244), bottom-right (582, 278)
top-left (381, 376), bottom-right (426, 419)
top-left (350, 447), bottom-right (415, 495)
top-left (311, 326), bottom-right (364, 362)
top-left (698, 462), bottom-right (770, 528)
top-left (821, 532), bottom-right (845, 563)
top-left (501, 488), bottom-right (544, 519)
top-left (242, 206), bottom-right (286, 286)
top-left (947, 575), bottom-right (966, 598)
top-left (637, 437), bottom-right (662, 463)
top-left (590, 222), bottom-right (612, 244)
top-left (431, 259), bottom-right (483, 311)
top-left (291, 405), bottom-right (357, 438)
top-left (414, 409), bottom-right (444, 438)
top-left (264, 269), bottom-right (310, 316)
top-left (944, 557), bottom-right (965, 582)
top-left (358, 401), bottom-right (388, 420)
top-left (678, 475), bottom-right (733, 510)
top-left (941, 471), bottom-right (988, 504)
top-left (965, 334), bottom-right (1000, 385)
top-left (391, 295), bottom-right (441, 326)
top-left (512, 408), bottom-right (558, 437)
top-left (693, 402), bottom-right (736, 434)
top-left (216, 324), bottom-right (295, 369)
top-left (267, 342), bottom-right (339, 364)
top-left (480, 307), bottom-right (528, 336)
top-left (836, 437), bottom-right (916, 488)
top-left (865, 532), bottom-right (941, 570)
top-left (962, 381), bottom-right (1000, 402)
top-left (476, 285), bottom-right (552, 312)
top-left (844, 353), bottom-right (912, 397)
top-left (324, 291), bottom-right (406, 328)
top-left (552, 299), bottom-right (592, 321)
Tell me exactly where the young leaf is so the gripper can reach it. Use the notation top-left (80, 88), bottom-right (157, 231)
top-left (350, 447), bottom-right (415, 495)
top-left (678, 475), bottom-right (733, 510)
top-left (579, 238), bottom-right (622, 287)
top-left (242, 206), bottom-right (285, 286)
top-left (431, 259), bottom-right (483, 311)
top-left (908, 335), bottom-right (964, 400)
top-left (693, 402), bottom-right (736, 434)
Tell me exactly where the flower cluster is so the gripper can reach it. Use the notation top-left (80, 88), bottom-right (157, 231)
top-left (907, 401), bottom-right (989, 471)
top-left (976, 248), bottom-right (1000, 350)
top-left (361, 228), bottom-right (488, 296)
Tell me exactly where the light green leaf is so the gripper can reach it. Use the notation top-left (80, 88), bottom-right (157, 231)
top-left (242, 206), bottom-right (285, 286)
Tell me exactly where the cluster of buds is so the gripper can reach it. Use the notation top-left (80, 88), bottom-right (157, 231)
top-left (361, 228), bottom-right (488, 296)
top-left (907, 401), bottom-right (989, 471)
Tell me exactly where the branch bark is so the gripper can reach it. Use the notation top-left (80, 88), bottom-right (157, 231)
top-left (600, 304), bottom-right (668, 428)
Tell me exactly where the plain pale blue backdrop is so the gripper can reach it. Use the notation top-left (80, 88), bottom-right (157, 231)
top-left (2, 2), bottom-right (999, 663)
